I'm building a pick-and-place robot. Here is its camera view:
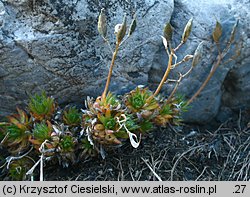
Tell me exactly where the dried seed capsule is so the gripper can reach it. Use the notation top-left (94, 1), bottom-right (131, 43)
top-left (128, 16), bottom-right (137, 36)
top-left (212, 21), bottom-right (222, 43)
top-left (229, 19), bottom-right (239, 43)
top-left (116, 16), bottom-right (127, 43)
top-left (98, 8), bottom-right (107, 38)
top-left (192, 41), bottom-right (204, 67)
top-left (163, 22), bottom-right (173, 42)
top-left (161, 36), bottom-right (168, 49)
top-left (183, 54), bottom-right (193, 62)
top-left (114, 24), bottom-right (122, 35)
top-left (182, 18), bottom-right (193, 43)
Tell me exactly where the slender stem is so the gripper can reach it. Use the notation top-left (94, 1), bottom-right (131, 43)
top-left (174, 41), bottom-right (184, 52)
top-left (153, 52), bottom-right (173, 97)
top-left (182, 66), bottom-right (193, 78)
top-left (166, 74), bottom-right (182, 103)
top-left (216, 43), bottom-right (221, 55)
top-left (187, 34), bottom-right (237, 106)
top-left (144, 51), bottom-right (173, 106)
top-left (101, 42), bottom-right (120, 100)
top-left (167, 67), bottom-right (193, 103)
top-left (119, 35), bottom-right (129, 46)
top-left (170, 55), bottom-right (193, 69)
top-left (104, 37), bottom-right (114, 54)
top-left (170, 60), bottom-right (184, 69)
top-left (187, 55), bottom-right (222, 105)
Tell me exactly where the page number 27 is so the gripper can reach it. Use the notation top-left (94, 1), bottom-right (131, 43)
top-left (234, 185), bottom-right (246, 194)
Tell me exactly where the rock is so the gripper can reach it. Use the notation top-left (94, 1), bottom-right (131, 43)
top-left (0, 0), bottom-right (249, 124)
top-left (149, 0), bottom-right (249, 123)
top-left (0, 0), bottom-right (174, 117)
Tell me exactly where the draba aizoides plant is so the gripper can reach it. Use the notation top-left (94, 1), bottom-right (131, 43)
top-left (0, 9), bottom-right (239, 180)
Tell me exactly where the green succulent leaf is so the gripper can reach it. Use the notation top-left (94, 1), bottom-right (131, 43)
top-left (106, 92), bottom-right (120, 107)
top-left (32, 122), bottom-right (51, 142)
top-left (174, 94), bottom-right (189, 112)
top-left (6, 125), bottom-right (25, 141)
top-left (140, 120), bottom-right (153, 133)
top-left (1, 123), bottom-right (30, 153)
top-left (98, 92), bottom-right (120, 109)
top-left (160, 103), bottom-right (172, 115)
top-left (126, 87), bottom-right (158, 112)
top-left (28, 91), bottom-right (55, 120)
top-left (125, 116), bottom-right (140, 131)
top-left (105, 118), bottom-right (116, 130)
top-left (63, 107), bottom-right (81, 126)
top-left (60, 135), bottom-right (75, 152)
top-left (9, 158), bottom-right (33, 181)
top-left (80, 138), bottom-right (96, 157)
top-left (81, 138), bottom-right (93, 150)
top-left (99, 116), bottom-right (116, 130)
top-left (130, 94), bottom-right (144, 109)
top-left (9, 164), bottom-right (27, 181)
top-left (114, 130), bottom-right (128, 139)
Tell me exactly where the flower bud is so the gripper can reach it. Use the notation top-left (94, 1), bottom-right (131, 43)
top-left (212, 21), bottom-right (222, 43)
top-left (192, 41), bottom-right (204, 67)
top-left (128, 16), bottom-right (137, 36)
top-left (114, 24), bottom-right (122, 35)
top-left (182, 18), bottom-right (193, 43)
top-left (98, 8), bottom-right (107, 38)
top-left (229, 19), bottom-right (239, 43)
top-left (116, 16), bottom-right (127, 43)
top-left (161, 36), bottom-right (168, 50)
top-left (163, 22), bottom-right (173, 42)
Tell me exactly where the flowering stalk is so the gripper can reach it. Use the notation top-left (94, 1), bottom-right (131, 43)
top-left (101, 43), bottom-right (120, 100)
top-left (187, 54), bottom-right (222, 105)
top-left (187, 20), bottom-right (239, 105)
top-left (153, 51), bottom-right (173, 97)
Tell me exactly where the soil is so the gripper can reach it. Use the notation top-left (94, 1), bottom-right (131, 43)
top-left (1, 111), bottom-right (250, 181)
top-left (46, 111), bottom-right (250, 181)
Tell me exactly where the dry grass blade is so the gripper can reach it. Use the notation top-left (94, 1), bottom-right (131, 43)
top-left (195, 166), bottom-right (208, 181)
top-left (171, 144), bottom-right (206, 181)
top-left (141, 157), bottom-right (162, 181)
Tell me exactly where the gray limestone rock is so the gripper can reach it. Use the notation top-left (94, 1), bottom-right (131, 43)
top-left (0, 0), bottom-right (249, 124)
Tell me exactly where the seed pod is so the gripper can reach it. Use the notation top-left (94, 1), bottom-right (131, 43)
top-left (183, 54), bottom-right (193, 62)
top-left (212, 21), bottom-right (222, 43)
top-left (116, 16), bottom-right (127, 43)
top-left (182, 18), bottom-right (193, 43)
top-left (161, 36), bottom-right (168, 49)
top-left (128, 16), bottom-right (137, 36)
top-left (192, 41), bottom-right (204, 67)
top-left (114, 24), bottom-right (122, 35)
top-left (97, 8), bottom-right (107, 38)
top-left (229, 19), bottom-right (239, 43)
top-left (163, 22), bottom-right (173, 42)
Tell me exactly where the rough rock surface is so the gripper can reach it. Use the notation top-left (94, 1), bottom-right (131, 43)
top-left (0, 0), bottom-right (249, 123)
